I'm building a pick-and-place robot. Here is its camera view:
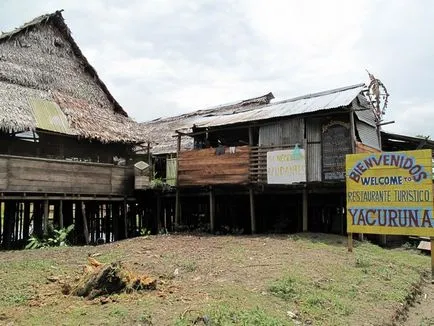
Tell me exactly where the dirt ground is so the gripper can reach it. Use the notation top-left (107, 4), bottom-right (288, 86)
top-left (404, 283), bottom-right (434, 326)
top-left (0, 233), bottom-right (431, 325)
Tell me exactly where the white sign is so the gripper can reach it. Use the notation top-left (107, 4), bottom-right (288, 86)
top-left (267, 148), bottom-right (306, 184)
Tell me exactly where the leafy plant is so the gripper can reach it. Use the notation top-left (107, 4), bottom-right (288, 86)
top-left (140, 228), bottom-right (151, 237)
top-left (25, 224), bottom-right (75, 249)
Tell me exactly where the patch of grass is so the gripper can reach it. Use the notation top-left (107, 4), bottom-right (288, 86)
top-left (269, 275), bottom-right (298, 301)
top-left (0, 259), bottom-right (58, 306)
top-left (109, 306), bottom-right (128, 318)
top-left (178, 260), bottom-right (197, 272)
top-left (175, 305), bottom-right (287, 326)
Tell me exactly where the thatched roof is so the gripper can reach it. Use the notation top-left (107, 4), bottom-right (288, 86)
top-left (140, 92), bottom-right (274, 155)
top-left (0, 10), bottom-right (145, 143)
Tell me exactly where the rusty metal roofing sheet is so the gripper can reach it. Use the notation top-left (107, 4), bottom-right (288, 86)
top-left (28, 98), bottom-right (72, 134)
top-left (195, 84), bottom-right (366, 128)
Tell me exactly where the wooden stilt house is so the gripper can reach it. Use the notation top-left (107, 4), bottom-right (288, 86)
top-left (138, 83), bottom-right (382, 234)
top-left (0, 11), bottom-right (147, 248)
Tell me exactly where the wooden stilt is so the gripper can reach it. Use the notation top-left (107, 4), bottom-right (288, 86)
top-left (81, 201), bottom-right (89, 245)
top-left (175, 190), bottom-right (180, 228)
top-left (105, 203), bottom-right (111, 243)
top-left (59, 200), bottom-right (64, 229)
top-left (249, 188), bottom-right (256, 234)
top-left (43, 200), bottom-right (49, 235)
top-left (302, 189), bottom-right (308, 232)
top-left (23, 202), bottom-right (30, 240)
top-left (14, 202), bottom-right (20, 242)
top-left (3, 201), bottom-right (13, 248)
top-left (156, 195), bottom-right (161, 233)
top-left (33, 201), bottom-right (43, 237)
top-left (123, 200), bottom-right (128, 239)
top-left (209, 188), bottom-right (215, 233)
top-left (112, 203), bottom-right (120, 241)
top-left (0, 202), bottom-right (3, 246)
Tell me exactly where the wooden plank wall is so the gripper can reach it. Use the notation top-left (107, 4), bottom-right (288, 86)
top-left (0, 155), bottom-right (133, 195)
top-left (178, 146), bottom-right (250, 186)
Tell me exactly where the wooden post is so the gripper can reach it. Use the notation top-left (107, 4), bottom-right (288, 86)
top-left (348, 233), bottom-right (353, 252)
top-left (209, 188), bottom-right (215, 233)
top-left (156, 195), bottom-right (161, 233)
top-left (23, 202), bottom-right (30, 240)
top-left (81, 201), bottom-right (89, 245)
top-left (175, 190), bottom-right (180, 228)
top-left (33, 201), bottom-right (43, 237)
top-left (175, 134), bottom-right (181, 229)
top-left (431, 238), bottom-right (434, 283)
top-left (105, 203), bottom-right (111, 243)
top-left (59, 200), bottom-right (64, 229)
top-left (249, 188), bottom-right (256, 234)
top-left (112, 203), bottom-right (120, 241)
top-left (43, 199), bottom-right (49, 235)
top-left (349, 109), bottom-right (364, 240)
top-left (3, 201), bottom-right (13, 248)
top-left (123, 200), bottom-right (128, 239)
top-left (302, 188), bottom-right (308, 232)
top-left (0, 202), bottom-right (2, 246)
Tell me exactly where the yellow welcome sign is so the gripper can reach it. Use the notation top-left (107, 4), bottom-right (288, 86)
top-left (346, 149), bottom-right (433, 237)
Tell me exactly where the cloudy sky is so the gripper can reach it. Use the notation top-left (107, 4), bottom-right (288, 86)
top-left (1, 0), bottom-right (433, 137)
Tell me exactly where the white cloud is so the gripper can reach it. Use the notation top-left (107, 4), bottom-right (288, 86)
top-left (0, 0), bottom-right (433, 138)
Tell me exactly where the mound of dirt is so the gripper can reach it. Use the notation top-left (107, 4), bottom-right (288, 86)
top-left (65, 257), bottom-right (157, 300)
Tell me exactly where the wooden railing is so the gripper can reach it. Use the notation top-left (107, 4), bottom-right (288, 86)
top-left (0, 155), bottom-right (134, 195)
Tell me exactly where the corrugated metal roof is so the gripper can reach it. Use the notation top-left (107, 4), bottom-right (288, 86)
top-left (28, 98), bottom-right (72, 134)
top-left (354, 95), bottom-right (377, 126)
top-left (195, 84), bottom-right (366, 128)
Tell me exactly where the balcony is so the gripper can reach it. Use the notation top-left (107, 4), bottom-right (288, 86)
top-left (0, 154), bottom-right (134, 196)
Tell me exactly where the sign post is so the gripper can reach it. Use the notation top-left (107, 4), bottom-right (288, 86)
top-left (345, 149), bottom-right (434, 281)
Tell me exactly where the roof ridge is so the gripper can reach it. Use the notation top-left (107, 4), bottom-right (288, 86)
top-left (271, 83), bottom-right (366, 106)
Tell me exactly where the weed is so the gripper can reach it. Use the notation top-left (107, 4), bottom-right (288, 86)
top-left (175, 305), bottom-right (286, 326)
top-left (269, 275), bottom-right (299, 301)
top-left (109, 307), bottom-right (128, 318)
top-left (26, 224), bottom-right (74, 249)
top-left (179, 260), bottom-right (197, 272)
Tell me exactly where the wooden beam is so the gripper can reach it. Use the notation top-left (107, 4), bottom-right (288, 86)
top-left (348, 233), bottom-right (353, 252)
top-left (302, 188), bottom-right (308, 232)
top-left (43, 199), bottom-right (49, 236)
top-left (209, 188), bottom-right (215, 233)
top-left (249, 188), bottom-right (256, 234)
top-left (81, 201), bottom-right (90, 245)
top-left (0, 194), bottom-right (136, 201)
